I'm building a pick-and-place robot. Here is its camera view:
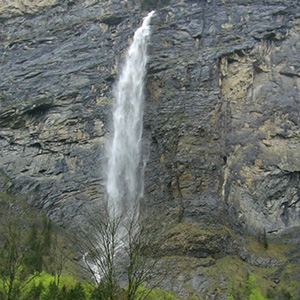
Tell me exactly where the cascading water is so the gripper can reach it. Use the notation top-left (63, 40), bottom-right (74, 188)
top-left (82, 12), bottom-right (155, 284)
top-left (106, 11), bottom-right (155, 219)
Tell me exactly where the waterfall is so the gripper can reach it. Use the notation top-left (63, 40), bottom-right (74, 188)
top-left (106, 11), bottom-right (155, 219)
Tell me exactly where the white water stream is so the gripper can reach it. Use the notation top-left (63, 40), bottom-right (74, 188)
top-left (106, 11), bottom-right (155, 219)
top-left (84, 12), bottom-right (155, 283)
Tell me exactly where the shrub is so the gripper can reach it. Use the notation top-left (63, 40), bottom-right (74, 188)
top-left (22, 283), bottom-right (44, 300)
top-left (263, 228), bottom-right (268, 250)
top-left (65, 282), bottom-right (86, 300)
top-left (246, 274), bottom-right (269, 300)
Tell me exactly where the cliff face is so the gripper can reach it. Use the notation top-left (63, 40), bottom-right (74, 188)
top-left (0, 0), bottom-right (134, 225)
top-left (146, 0), bottom-right (300, 236)
top-left (1, 0), bottom-right (300, 235)
top-left (1, 0), bottom-right (300, 297)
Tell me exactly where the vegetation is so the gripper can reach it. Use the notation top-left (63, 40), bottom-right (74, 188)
top-left (227, 273), bottom-right (278, 300)
top-left (263, 228), bottom-right (269, 250)
top-left (0, 194), bottom-right (177, 300)
top-left (74, 206), bottom-right (171, 300)
top-left (221, 244), bottom-right (300, 300)
top-left (0, 216), bottom-right (76, 300)
top-left (1, 210), bottom-right (300, 300)
top-left (0, 178), bottom-right (299, 300)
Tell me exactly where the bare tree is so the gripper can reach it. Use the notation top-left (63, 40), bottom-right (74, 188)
top-left (43, 230), bottom-right (72, 288)
top-left (123, 210), bottom-right (169, 300)
top-left (0, 223), bottom-right (24, 300)
top-left (75, 205), bottom-right (170, 300)
top-left (75, 206), bottom-right (124, 300)
top-left (0, 223), bottom-right (40, 300)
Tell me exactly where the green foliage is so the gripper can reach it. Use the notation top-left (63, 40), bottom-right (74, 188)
top-left (40, 280), bottom-right (87, 300)
top-left (280, 289), bottom-right (293, 300)
top-left (263, 229), bottom-right (268, 250)
top-left (27, 271), bottom-right (55, 290)
top-left (41, 281), bottom-right (60, 300)
top-left (22, 272), bottom-right (90, 300)
top-left (0, 209), bottom-right (176, 300)
top-left (246, 274), bottom-right (257, 292)
top-left (246, 274), bottom-right (269, 300)
top-left (143, 286), bottom-right (177, 300)
top-left (24, 224), bottom-right (43, 273)
top-left (249, 288), bottom-right (268, 300)
top-left (0, 215), bottom-right (75, 300)
top-left (0, 223), bottom-right (27, 300)
top-left (22, 282), bottom-right (44, 300)
top-left (65, 282), bottom-right (86, 300)
top-left (90, 281), bottom-right (124, 300)
top-left (227, 273), bottom-right (271, 300)
top-left (41, 218), bottom-right (52, 255)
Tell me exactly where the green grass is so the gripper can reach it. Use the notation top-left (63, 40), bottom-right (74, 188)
top-left (245, 235), bottom-right (290, 262)
top-left (136, 285), bottom-right (177, 300)
top-left (0, 192), bottom-right (13, 199)
top-left (133, 285), bottom-right (202, 300)
top-left (17, 271), bottom-right (93, 299)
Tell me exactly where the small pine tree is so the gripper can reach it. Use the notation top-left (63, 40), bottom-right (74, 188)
top-left (281, 289), bottom-right (292, 300)
top-left (60, 285), bottom-right (68, 300)
top-left (0, 224), bottom-right (24, 300)
top-left (23, 282), bottom-right (44, 300)
top-left (66, 282), bottom-right (86, 300)
top-left (41, 218), bottom-right (52, 255)
top-left (24, 224), bottom-right (43, 273)
top-left (42, 281), bottom-right (59, 300)
top-left (263, 228), bottom-right (268, 250)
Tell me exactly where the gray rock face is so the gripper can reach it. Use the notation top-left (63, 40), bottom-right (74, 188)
top-left (0, 0), bottom-right (139, 225)
top-left (144, 0), bottom-right (300, 236)
top-left (1, 0), bottom-right (300, 236)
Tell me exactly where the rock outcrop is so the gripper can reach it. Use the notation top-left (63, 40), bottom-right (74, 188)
top-left (0, 0), bottom-right (136, 225)
top-left (1, 0), bottom-right (300, 240)
top-left (144, 0), bottom-right (300, 236)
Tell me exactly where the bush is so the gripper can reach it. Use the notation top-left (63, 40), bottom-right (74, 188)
top-left (41, 281), bottom-right (60, 300)
top-left (246, 274), bottom-right (269, 300)
top-left (22, 283), bottom-right (44, 300)
top-left (131, 285), bottom-right (177, 300)
top-left (65, 282), bottom-right (86, 300)
top-left (263, 228), bottom-right (268, 250)
top-left (22, 271), bottom-right (90, 300)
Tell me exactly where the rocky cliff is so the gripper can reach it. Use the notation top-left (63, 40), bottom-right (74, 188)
top-left (1, 0), bottom-right (300, 298)
top-left (145, 0), bottom-right (300, 237)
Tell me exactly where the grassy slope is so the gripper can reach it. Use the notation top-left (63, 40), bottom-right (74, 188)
top-left (162, 222), bottom-right (300, 299)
